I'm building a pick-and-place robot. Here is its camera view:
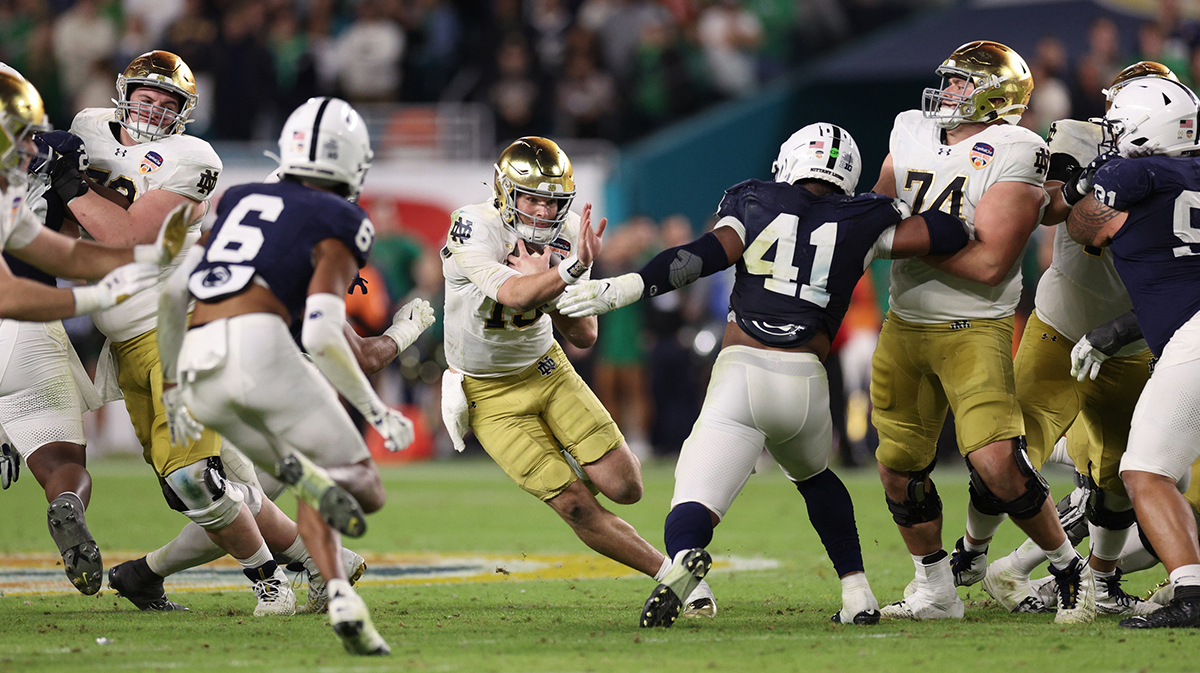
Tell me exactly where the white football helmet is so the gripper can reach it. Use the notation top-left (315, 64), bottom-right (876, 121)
top-left (771, 123), bottom-right (862, 195)
top-left (1101, 77), bottom-right (1200, 157)
top-left (277, 97), bottom-right (374, 200)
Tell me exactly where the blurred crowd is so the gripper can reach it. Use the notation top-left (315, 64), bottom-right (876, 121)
top-left (0, 0), bottom-right (925, 143)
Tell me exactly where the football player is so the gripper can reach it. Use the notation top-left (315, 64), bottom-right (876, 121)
top-left (158, 96), bottom-right (412, 655)
top-left (1063, 76), bottom-right (1200, 629)
top-left (0, 69), bottom-right (177, 595)
top-left (440, 137), bottom-right (714, 618)
top-left (869, 40), bottom-right (1094, 622)
top-left (975, 62), bottom-right (1179, 617)
top-left (40, 50), bottom-right (306, 614)
top-left (557, 123), bottom-right (973, 627)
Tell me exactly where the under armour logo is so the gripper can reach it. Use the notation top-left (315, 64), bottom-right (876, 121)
top-left (536, 356), bottom-right (556, 377)
top-left (1040, 333), bottom-right (1057, 342)
top-left (196, 169), bottom-right (219, 196)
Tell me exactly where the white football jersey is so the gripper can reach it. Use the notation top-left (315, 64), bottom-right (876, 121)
top-left (1034, 119), bottom-right (1147, 354)
top-left (887, 110), bottom-right (1049, 323)
top-left (442, 201), bottom-right (584, 377)
top-left (71, 107), bottom-right (221, 342)
top-left (0, 182), bottom-right (44, 252)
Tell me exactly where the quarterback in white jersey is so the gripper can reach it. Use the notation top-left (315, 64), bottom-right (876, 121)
top-left (985, 62), bottom-right (1179, 617)
top-left (0, 69), bottom-right (178, 596)
top-left (441, 137), bottom-right (714, 616)
top-left (869, 41), bottom-right (1094, 624)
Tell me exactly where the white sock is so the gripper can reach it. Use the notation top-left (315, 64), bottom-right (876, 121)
top-left (1044, 539), bottom-right (1079, 571)
top-left (654, 556), bottom-right (672, 582)
top-left (1089, 523), bottom-right (1131, 562)
top-left (963, 537), bottom-right (989, 553)
top-left (1170, 564), bottom-right (1200, 588)
top-left (965, 503), bottom-right (1005, 545)
top-left (1010, 537), bottom-right (1048, 575)
top-left (147, 522), bottom-right (227, 577)
top-left (913, 551), bottom-right (953, 594)
top-left (234, 542), bottom-right (273, 570)
top-left (327, 577), bottom-right (353, 599)
top-left (282, 535), bottom-right (310, 565)
top-left (841, 571), bottom-right (870, 592)
top-left (1093, 567), bottom-right (1115, 579)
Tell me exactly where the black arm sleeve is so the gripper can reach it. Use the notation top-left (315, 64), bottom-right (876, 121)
top-left (1084, 310), bottom-right (1143, 356)
top-left (921, 210), bottom-right (970, 256)
top-left (637, 232), bottom-right (731, 298)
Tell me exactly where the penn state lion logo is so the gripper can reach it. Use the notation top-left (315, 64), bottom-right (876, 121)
top-left (201, 265), bottom-right (231, 288)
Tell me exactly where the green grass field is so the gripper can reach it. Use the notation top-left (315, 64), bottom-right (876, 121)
top-left (1, 455), bottom-right (1196, 673)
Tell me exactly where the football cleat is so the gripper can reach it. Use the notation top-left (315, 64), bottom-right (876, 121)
top-left (879, 587), bottom-right (964, 621)
top-left (982, 554), bottom-right (1047, 613)
top-left (1120, 586), bottom-right (1200, 629)
top-left (949, 536), bottom-right (987, 587)
top-left (278, 453), bottom-right (367, 538)
top-left (252, 566), bottom-right (297, 616)
top-left (640, 549), bottom-right (712, 628)
top-left (47, 494), bottom-right (102, 595)
top-left (1031, 574), bottom-right (1058, 609)
top-left (1147, 578), bottom-right (1173, 606)
top-left (299, 549), bottom-right (368, 615)
top-left (681, 579), bottom-right (717, 618)
top-left (1096, 569), bottom-right (1161, 616)
top-left (831, 587), bottom-right (881, 625)
top-left (1049, 556), bottom-right (1096, 624)
top-left (109, 557), bottom-right (189, 611)
top-left (328, 583), bottom-right (390, 655)
top-left (1056, 483), bottom-right (1090, 547)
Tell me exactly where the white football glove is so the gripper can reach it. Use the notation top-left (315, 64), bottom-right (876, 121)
top-left (367, 406), bottom-right (415, 452)
top-left (134, 201), bottom-right (196, 267)
top-left (1, 441), bottom-right (20, 490)
top-left (163, 385), bottom-right (204, 447)
top-left (72, 262), bottom-right (159, 315)
top-left (1070, 336), bottom-right (1110, 382)
top-left (557, 273), bottom-right (645, 318)
top-left (383, 298), bottom-right (436, 352)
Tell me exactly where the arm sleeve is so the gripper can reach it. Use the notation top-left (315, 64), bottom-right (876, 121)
top-left (1092, 159), bottom-right (1153, 211)
top-left (301, 292), bottom-right (388, 417)
top-left (1084, 309), bottom-right (1143, 356)
top-left (921, 209), bottom-right (970, 256)
top-left (636, 232), bottom-right (731, 298)
top-left (157, 244), bottom-right (205, 383)
top-left (445, 210), bottom-right (520, 301)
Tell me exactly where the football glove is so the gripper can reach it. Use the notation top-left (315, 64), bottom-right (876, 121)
top-left (1070, 336), bottom-right (1110, 381)
top-left (1, 442), bottom-right (20, 490)
top-left (135, 201), bottom-right (196, 267)
top-left (366, 406), bottom-right (414, 452)
top-left (71, 262), bottom-right (159, 315)
top-left (383, 298), bottom-right (436, 352)
top-left (557, 273), bottom-right (644, 318)
top-left (163, 384), bottom-right (204, 447)
top-left (1061, 152), bottom-right (1117, 206)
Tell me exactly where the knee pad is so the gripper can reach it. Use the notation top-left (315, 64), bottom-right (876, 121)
top-left (162, 457), bottom-right (245, 531)
top-left (965, 437), bottom-right (1049, 520)
top-left (1085, 486), bottom-right (1136, 530)
top-left (885, 462), bottom-right (943, 527)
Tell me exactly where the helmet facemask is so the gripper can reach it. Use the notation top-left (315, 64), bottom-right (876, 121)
top-left (115, 83), bottom-right (194, 143)
top-left (923, 67), bottom-right (1026, 129)
top-left (492, 137), bottom-right (576, 246)
top-left (496, 169), bottom-right (575, 246)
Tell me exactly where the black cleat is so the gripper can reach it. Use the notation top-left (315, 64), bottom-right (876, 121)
top-left (278, 454), bottom-right (367, 538)
top-left (640, 549), bottom-right (712, 628)
top-left (1121, 586), bottom-right (1200, 629)
top-left (109, 558), bottom-right (189, 611)
top-left (831, 608), bottom-right (881, 625)
top-left (47, 494), bottom-right (102, 595)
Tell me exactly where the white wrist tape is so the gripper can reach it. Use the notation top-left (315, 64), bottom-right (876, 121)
top-left (557, 254), bottom-right (589, 285)
top-left (71, 286), bottom-right (104, 316)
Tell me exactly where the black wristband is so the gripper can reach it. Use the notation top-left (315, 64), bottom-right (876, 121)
top-left (1060, 167), bottom-right (1088, 206)
top-left (921, 210), bottom-right (970, 256)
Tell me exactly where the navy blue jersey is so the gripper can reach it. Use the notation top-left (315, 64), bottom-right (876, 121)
top-left (189, 179), bottom-right (374, 324)
top-left (1095, 156), bottom-right (1200, 355)
top-left (719, 180), bottom-right (902, 348)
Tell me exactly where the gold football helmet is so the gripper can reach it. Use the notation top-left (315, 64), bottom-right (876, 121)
top-left (493, 137), bottom-right (576, 245)
top-left (115, 50), bottom-right (198, 142)
top-left (1105, 61), bottom-right (1178, 111)
top-left (0, 72), bottom-right (48, 182)
top-left (922, 40), bottom-right (1034, 129)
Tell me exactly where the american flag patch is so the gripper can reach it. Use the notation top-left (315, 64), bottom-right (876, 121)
top-left (1181, 118), bottom-right (1195, 140)
top-left (808, 140), bottom-right (825, 149)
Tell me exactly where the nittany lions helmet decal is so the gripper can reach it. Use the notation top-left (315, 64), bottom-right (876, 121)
top-left (115, 50), bottom-right (198, 143)
top-left (493, 137), bottom-right (576, 246)
top-left (923, 41), bottom-right (1034, 129)
top-left (1102, 77), bottom-right (1200, 157)
top-left (277, 97), bottom-right (374, 201)
top-left (0, 72), bottom-right (48, 181)
top-left (1105, 61), bottom-right (1179, 112)
top-left (772, 123), bottom-right (862, 196)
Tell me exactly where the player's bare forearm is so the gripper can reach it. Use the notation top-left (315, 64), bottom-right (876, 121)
top-left (1066, 192), bottom-right (1126, 248)
top-left (70, 189), bottom-right (193, 246)
top-left (1040, 181), bottom-right (1071, 225)
top-left (550, 311), bottom-right (597, 349)
top-left (0, 266), bottom-right (76, 321)
top-left (8, 231), bottom-right (135, 281)
top-left (871, 154), bottom-right (897, 197)
top-left (928, 181), bottom-right (1042, 286)
top-left (344, 324), bottom-right (399, 375)
top-left (496, 270), bottom-right (567, 313)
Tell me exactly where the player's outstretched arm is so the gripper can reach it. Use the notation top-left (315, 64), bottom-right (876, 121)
top-left (345, 298), bottom-right (436, 375)
top-left (157, 244), bottom-right (206, 446)
top-left (70, 188), bottom-right (200, 247)
top-left (1066, 191), bottom-right (1127, 249)
top-left (495, 203), bottom-right (606, 312)
top-left (0, 255), bottom-right (156, 321)
top-left (870, 153), bottom-right (898, 198)
top-left (558, 226), bottom-right (741, 319)
top-left (303, 239), bottom-right (414, 452)
top-left (885, 211), bottom-right (971, 259)
top-left (924, 180), bottom-right (1044, 286)
top-left (1071, 310), bottom-right (1142, 382)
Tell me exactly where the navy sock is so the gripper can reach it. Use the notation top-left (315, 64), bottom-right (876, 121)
top-left (795, 469), bottom-right (865, 577)
top-left (664, 502), bottom-right (715, 558)
top-left (243, 559), bottom-right (280, 583)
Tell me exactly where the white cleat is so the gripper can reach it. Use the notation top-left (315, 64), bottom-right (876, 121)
top-left (328, 582), bottom-right (390, 656)
top-left (681, 579), bottom-right (717, 618)
top-left (1147, 579), bottom-right (1173, 606)
top-left (300, 549), bottom-right (368, 615)
top-left (880, 586), bottom-right (964, 621)
top-left (1096, 569), bottom-right (1160, 616)
top-left (1049, 557), bottom-right (1096, 624)
top-left (1031, 574), bottom-right (1058, 608)
top-left (253, 566), bottom-right (298, 616)
top-left (982, 554), bottom-right (1047, 614)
